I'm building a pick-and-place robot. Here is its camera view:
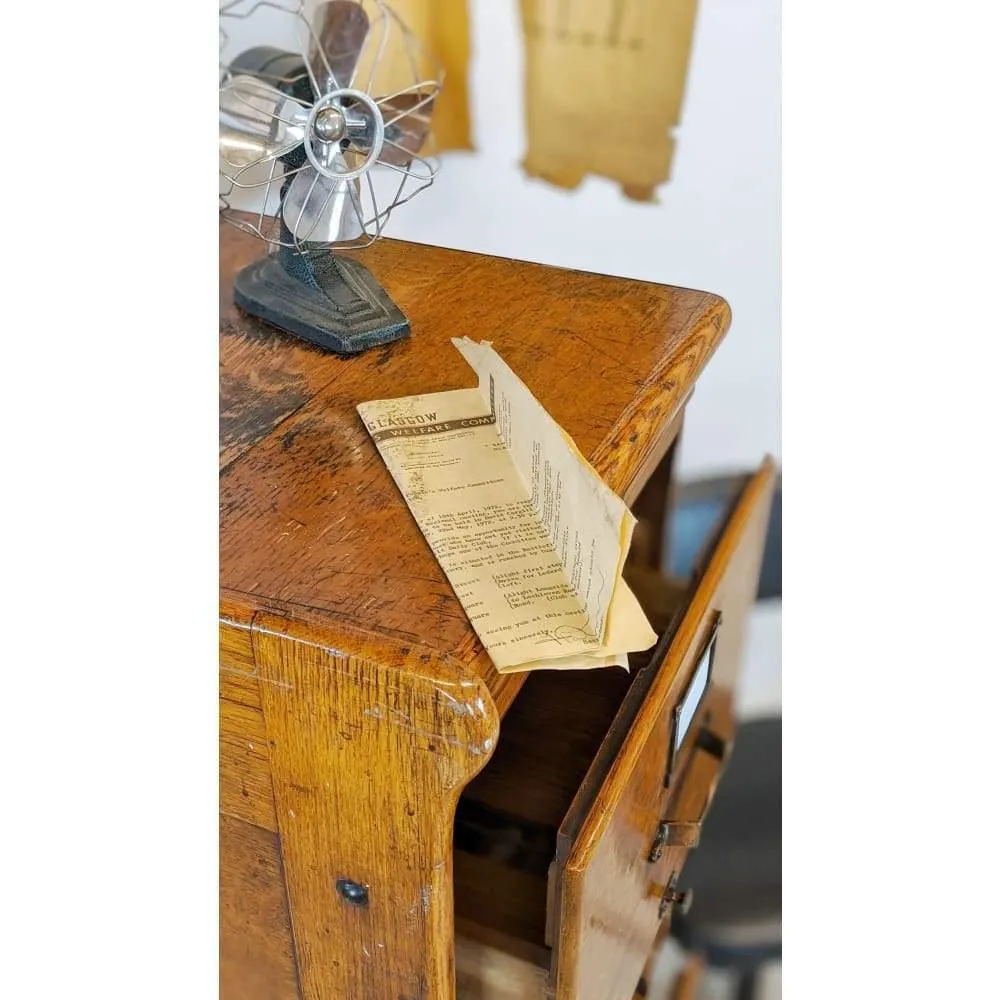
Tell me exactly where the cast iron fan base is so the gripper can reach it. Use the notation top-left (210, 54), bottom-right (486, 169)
top-left (233, 251), bottom-right (410, 355)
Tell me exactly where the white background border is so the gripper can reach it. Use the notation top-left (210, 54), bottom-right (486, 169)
top-left (3, 1), bottom-right (999, 996)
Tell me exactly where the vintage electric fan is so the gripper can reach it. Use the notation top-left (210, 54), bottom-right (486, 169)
top-left (219, 0), bottom-right (440, 353)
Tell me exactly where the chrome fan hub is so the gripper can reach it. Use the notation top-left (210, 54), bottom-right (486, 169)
top-left (312, 106), bottom-right (347, 142)
top-left (305, 89), bottom-right (385, 181)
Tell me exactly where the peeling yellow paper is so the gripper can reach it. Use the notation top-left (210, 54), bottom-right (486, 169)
top-left (358, 338), bottom-right (656, 673)
top-left (519, 0), bottom-right (698, 199)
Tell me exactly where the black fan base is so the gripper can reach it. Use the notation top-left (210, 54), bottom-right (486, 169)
top-left (233, 253), bottom-right (410, 355)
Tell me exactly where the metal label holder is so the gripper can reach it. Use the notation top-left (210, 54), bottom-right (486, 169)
top-left (664, 610), bottom-right (722, 789)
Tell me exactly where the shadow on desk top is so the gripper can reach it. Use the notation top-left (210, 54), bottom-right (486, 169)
top-left (220, 224), bottom-right (731, 715)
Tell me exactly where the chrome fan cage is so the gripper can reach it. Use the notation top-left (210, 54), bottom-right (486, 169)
top-left (219, 0), bottom-right (441, 254)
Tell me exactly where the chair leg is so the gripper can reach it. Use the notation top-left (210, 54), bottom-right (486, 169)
top-left (671, 955), bottom-right (706, 1000)
top-left (736, 968), bottom-right (758, 1000)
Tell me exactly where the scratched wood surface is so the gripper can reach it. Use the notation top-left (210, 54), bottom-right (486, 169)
top-left (220, 223), bottom-right (731, 718)
top-left (552, 460), bottom-right (776, 1000)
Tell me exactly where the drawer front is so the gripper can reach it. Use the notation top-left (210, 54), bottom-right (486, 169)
top-left (551, 457), bottom-right (776, 1000)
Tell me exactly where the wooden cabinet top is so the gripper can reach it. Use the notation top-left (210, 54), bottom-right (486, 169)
top-left (220, 224), bottom-right (731, 715)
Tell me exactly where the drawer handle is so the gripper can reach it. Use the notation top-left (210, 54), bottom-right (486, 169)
top-left (648, 819), bottom-right (700, 861)
top-left (649, 819), bottom-right (701, 862)
top-left (648, 720), bottom-right (732, 862)
top-left (658, 873), bottom-right (694, 920)
top-left (696, 725), bottom-right (727, 761)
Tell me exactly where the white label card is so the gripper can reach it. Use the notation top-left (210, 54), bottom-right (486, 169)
top-left (674, 628), bottom-right (716, 754)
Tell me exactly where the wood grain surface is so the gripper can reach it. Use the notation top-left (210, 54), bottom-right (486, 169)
top-left (220, 814), bottom-right (300, 1000)
top-left (220, 223), bottom-right (731, 717)
top-left (246, 607), bottom-right (498, 1000)
top-left (454, 920), bottom-right (552, 1000)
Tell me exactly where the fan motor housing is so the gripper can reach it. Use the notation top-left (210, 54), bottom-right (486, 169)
top-left (229, 46), bottom-right (313, 103)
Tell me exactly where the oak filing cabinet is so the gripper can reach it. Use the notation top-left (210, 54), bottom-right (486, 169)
top-left (219, 223), bottom-right (776, 1000)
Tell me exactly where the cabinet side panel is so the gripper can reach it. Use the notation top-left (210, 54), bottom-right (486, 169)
top-left (220, 698), bottom-right (278, 831)
top-left (220, 609), bottom-right (277, 830)
top-left (252, 611), bottom-right (500, 1000)
top-left (220, 814), bottom-right (300, 1000)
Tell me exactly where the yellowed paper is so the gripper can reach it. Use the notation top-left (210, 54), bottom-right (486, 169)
top-left (519, 0), bottom-right (698, 200)
top-left (358, 339), bottom-right (656, 673)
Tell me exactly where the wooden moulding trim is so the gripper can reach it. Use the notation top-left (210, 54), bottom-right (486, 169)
top-left (590, 294), bottom-right (731, 499)
top-left (221, 588), bottom-right (498, 712)
top-left (220, 592), bottom-right (256, 673)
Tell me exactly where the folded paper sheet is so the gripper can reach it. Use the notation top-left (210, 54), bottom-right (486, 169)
top-left (358, 338), bottom-right (657, 673)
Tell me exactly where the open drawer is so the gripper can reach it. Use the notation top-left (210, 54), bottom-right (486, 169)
top-left (453, 458), bottom-right (776, 1000)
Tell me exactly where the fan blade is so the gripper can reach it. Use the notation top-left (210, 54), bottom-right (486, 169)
top-left (377, 90), bottom-right (435, 166)
top-left (308, 0), bottom-right (370, 95)
top-left (282, 166), bottom-right (364, 243)
top-left (220, 75), bottom-right (307, 170)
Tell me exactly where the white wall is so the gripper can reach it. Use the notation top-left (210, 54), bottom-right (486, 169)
top-left (386, 0), bottom-right (780, 481)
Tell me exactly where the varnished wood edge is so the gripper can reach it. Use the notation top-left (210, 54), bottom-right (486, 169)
top-left (566, 455), bottom-right (776, 872)
top-left (221, 587), bottom-right (502, 728)
top-left (592, 294), bottom-right (731, 497)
